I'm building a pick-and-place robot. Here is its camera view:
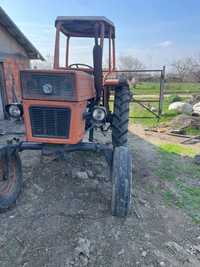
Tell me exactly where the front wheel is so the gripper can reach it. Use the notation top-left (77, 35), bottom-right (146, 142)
top-left (111, 146), bottom-right (133, 217)
top-left (112, 83), bottom-right (130, 147)
top-left (0, 151), bottom-right (22, 211)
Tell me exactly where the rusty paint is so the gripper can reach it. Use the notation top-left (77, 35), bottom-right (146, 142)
top-left (3, 57), bottom-right (29, 103)
top-left (23, 99), bottom-right (87, 144)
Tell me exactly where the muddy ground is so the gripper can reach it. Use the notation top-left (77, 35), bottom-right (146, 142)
top-left (0, 120), bottom-right (200, 267)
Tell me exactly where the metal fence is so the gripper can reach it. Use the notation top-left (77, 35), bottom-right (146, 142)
top-left (109, 66), bottom-right (166, 119)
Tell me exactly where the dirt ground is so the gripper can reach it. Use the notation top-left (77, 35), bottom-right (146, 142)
top-left (129, 124), bottom-right (200, 152)
top-left (0, 120), bottom-right (200, 267)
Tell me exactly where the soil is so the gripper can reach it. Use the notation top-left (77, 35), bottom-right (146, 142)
top-left (129, 123), bottom-right (200, 151)
top-left (0, 120), bottom-right (200, 267)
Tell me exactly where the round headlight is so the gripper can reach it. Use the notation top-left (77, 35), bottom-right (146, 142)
top-left (92, 107), bottom-right (106, 122)
top-left (42, 83), bottom-right (53, 94)
top-left (7, 104), bottom-right (22, 118)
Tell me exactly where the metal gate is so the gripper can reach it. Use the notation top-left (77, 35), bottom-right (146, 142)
top-left (107, 66), bottom-right (166, 120)
top-left (114, 66), bottom-right (166, 119)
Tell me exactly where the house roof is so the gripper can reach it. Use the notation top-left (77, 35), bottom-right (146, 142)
top-left (0, 7), bottom-right (44, 60)
top-left (55, 16), bottom-right (115, 38)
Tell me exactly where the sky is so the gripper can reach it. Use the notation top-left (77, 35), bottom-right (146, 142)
top-left (1, 0), bottom-right (200, 69)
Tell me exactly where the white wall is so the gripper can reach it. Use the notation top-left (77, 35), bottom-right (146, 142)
top-left (0, 24), bottom-right (27, 56)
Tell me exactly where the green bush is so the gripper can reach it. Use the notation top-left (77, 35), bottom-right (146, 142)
top-left (168, 94), bottom-right (182, 103)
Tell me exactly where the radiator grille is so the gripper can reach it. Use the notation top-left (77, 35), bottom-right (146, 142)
top-left (29, 106), bottom-right (71, 138)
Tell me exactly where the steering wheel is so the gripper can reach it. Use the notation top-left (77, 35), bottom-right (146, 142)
top-left (68, 63), bottom-right (93, 70)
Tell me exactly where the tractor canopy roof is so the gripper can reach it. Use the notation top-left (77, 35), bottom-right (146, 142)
top-left (55, 16), bottom-right (115, 38)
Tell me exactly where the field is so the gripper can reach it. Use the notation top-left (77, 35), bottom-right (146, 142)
top-left (128, 82), bottom-right (200, 134)
top-left (134, 82), bottom-right (200, 95)
top-left (129, 96), bottom-right (176, 127)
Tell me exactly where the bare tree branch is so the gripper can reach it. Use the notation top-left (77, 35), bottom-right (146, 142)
top-left (171, 57), bottom-right (194, 82)
top-left (118, 55), bottom-right (145, 81)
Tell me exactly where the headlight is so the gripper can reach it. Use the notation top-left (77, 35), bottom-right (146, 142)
top-left (42, 83), bottom-right (53, 94)
top-left (92, 107), bottom-right (106, 122)
top-left (6, 104), bottom-right (23, 118)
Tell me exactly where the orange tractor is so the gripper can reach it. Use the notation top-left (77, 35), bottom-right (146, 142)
top-left (1, 17), bottom-right (132, 217)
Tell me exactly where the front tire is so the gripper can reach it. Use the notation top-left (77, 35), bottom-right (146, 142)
top-left (0, 151), bottom-right (22, 211)
top-left (112, 83), bottom-right (130, 147)
top-left (111, 146), bottom-right (133, 217)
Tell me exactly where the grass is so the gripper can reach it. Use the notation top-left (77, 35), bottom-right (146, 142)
top-left (159, 143), bottom-right (197, 157)
top-left (129, 81), bottom-right (200, 222)
top-left (154, 151), bottom-right (179, 181)
top-left (164, 190), bottom-right (184, 208)
top-left (133, 82), bottom-right (200, 95)
top-left (110, 81), bottom-right (200, 133)
top-left (129, 94), bottom-right (200, 136)
top-left (164, 183), bottom-right (200, 223)
top-left (154, 149), bottom-right (200, 223)
top-left (129, 98), bottom-right (200, 135)
top-left (129, 96), bottom-right (178, 127)
top-left (155, 148), bottom-right (200, 181)
top-left (185, 127), bottom-right (200, 136)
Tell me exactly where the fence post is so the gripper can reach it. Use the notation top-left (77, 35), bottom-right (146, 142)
top-left (158, 65), bottom-right (166, 116)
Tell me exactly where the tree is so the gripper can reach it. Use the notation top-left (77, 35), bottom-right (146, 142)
top-left (171, 57), bottom-right (194, 82)
top-left (118, 55), bottom-right (145, 81)
top-left (190, 54), bottom-right (200, 82)
top-left (118, 55), bottom-right (144, 70)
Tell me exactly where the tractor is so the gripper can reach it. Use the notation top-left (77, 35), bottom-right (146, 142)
top-left (0, 17), bottom-right (132, 217)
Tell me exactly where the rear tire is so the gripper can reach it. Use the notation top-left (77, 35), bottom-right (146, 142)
top-left (0, 151), bottom-right (22, 211)
top-left (111, 146), bottom-right (132, 217)
top-left (112, 84), bottom-right (130, 147)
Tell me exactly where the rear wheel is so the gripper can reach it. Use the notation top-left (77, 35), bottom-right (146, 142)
top-left (0, 151), bottom-right (22, 211)
top-left (112, 84), bottom-right (130, 147)
top-left (111, 146), bottom-right (133, 217)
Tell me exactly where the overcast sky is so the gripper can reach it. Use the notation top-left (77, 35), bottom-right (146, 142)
top-left (1, 0), bottom-right (200, 69)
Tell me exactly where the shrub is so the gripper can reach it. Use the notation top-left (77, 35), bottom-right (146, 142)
top-left (168, 94), bottom-right (182, 103)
